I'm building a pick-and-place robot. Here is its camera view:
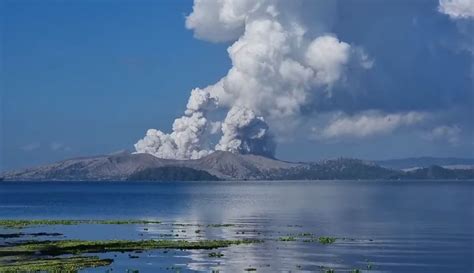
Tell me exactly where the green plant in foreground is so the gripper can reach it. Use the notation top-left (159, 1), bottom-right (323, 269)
top-left (208, 252), bottom-right (224, 258)
top-left (278, 236), bottom-right (296, 241)
top-left (318, 236), bottom-right (337, 244)
top-left (0, 219), bottom-right (161, 229)
top-left (0, 239), bottom-right (263, 256)
top-left (0, 256), bottom-right (112, 273)
top-left (206, 224), bottom-right (235, 228)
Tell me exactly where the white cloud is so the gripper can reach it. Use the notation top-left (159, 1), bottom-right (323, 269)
top-left (20, 142), bottom-right (41, 152)
top-left (185, 0), bottom-right (372, 121)
top-left (439, 0), bottom-right (474, 19)
top-left (50, 142), bottom-right (71, 152)
top-left (185, 0), bottom-right (257, 42)
top-left (305, 35), bottom-right (351, 86)
top-left (438, 0), bottom-right (474, 55)
top-left (313, 111), bottom-right (426, 139)
top-left (426, 125), bottom-right (462, 145)
top-left (187, 7), bottom-right (372, 121)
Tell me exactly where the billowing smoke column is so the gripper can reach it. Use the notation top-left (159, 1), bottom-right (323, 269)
top-left (134, 89), bottom-right (217, 159)
top-left (216, 106), bottom-right (275, 158)
top-left (135, 0), bottom-right (371, 159)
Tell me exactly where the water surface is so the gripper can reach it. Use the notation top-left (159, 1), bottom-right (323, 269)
top-left (0, 180), bottom-right (472, 272)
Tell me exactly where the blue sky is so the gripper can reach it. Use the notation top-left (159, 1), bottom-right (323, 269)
top-left (1, 0), bottom-right (473, 171)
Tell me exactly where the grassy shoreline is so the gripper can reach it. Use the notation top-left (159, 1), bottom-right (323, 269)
top-left (0, 219), bottom-right (348, 272)
top-left (0, 219), bottom-right (161, 229)
top-left (0, 238), bottom-right (262, 273)
top-left (0, 256), bottom-right (113, 273)
top-left (0, 239), bottom-right (262, 256)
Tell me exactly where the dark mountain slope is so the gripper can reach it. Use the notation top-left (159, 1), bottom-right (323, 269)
top-left (395, 165), bottom-right (474, 179)
top-left (1, 151), bottom-right (299, 181)
top-left (2, 151), bottom-right (174, 181)
top-left (377, 157), bottom-right (474, 170)
top-left (187, 151), bottom-right (300, 179)
top-left (127, 166), bottom-right (220, 181)
top-left (270, 158), bottom-right (400, 180)
top-left (2, 152), bottom-right (473, 181)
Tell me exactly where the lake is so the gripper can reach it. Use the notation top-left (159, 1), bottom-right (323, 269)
top-left (0, 180), bottom-right (473, 272)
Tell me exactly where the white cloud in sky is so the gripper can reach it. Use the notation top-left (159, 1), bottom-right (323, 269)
top-left (20, 142), bottom-right (41, 152)
top-left (439, 0), bottom-right (474, 19)
top-left (305, 35), bottom-right (351, 86)
top-left (20, 142), bottom-right (71, 152)
top-left (425, 125), bottom-right (462, 145)
top-left (313, 111), bottom-right (426, 139)
top-left (50, 142), bottom-right (71, 152)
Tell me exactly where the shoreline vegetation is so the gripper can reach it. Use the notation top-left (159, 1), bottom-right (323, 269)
top-left (0, 219), bottom-right (261, 272)
top-left (0, 219), bottom-right (358, 272)
top-left (0, 239), bottom-right (260, 273)
top-left (0, 256), bottom-right (113, 272)
top-left (0, 239), bottom-right (262, 256)
top-left (0, 219), bottom-right (161, 229)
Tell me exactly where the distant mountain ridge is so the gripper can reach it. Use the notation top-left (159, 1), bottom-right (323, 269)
top-left (269, 158), bottom-right (398, 180)
top-left (2, 151), bottom-right (473, 181)
top-left (376, 157), bottom-right (474, 170)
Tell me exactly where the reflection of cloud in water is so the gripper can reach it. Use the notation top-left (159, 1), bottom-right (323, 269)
top-left (128, 181), bottom-right (473, 272)
top-left (143, 187), bottom-right (356, 271)
top-left (13, 181), bottom-right (468, 273)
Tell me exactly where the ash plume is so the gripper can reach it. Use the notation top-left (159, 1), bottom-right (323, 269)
top-left (134, 89), bottom-right (217, 159)
top-left (216, 106), bottom-right (276, 158)
top-left (135, 0), bottom-right (370, 159)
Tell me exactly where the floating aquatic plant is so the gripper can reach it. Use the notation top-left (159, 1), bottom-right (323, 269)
top-left (278, 236), bottom-right (296, 241)
top-left (208, 252), bottom-right (224, 258)
top-left (0, 256), bottom-right (112, 273)
top-left (0, 219), bottom-right (161, 229)
top-left (318, 236), bottom-right (337, 244)
top-left (0, 239), bottom-right (263, 256)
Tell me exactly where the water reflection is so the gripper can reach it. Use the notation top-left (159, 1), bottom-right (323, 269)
top-left (0, 181), bottom-right (472, 272)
